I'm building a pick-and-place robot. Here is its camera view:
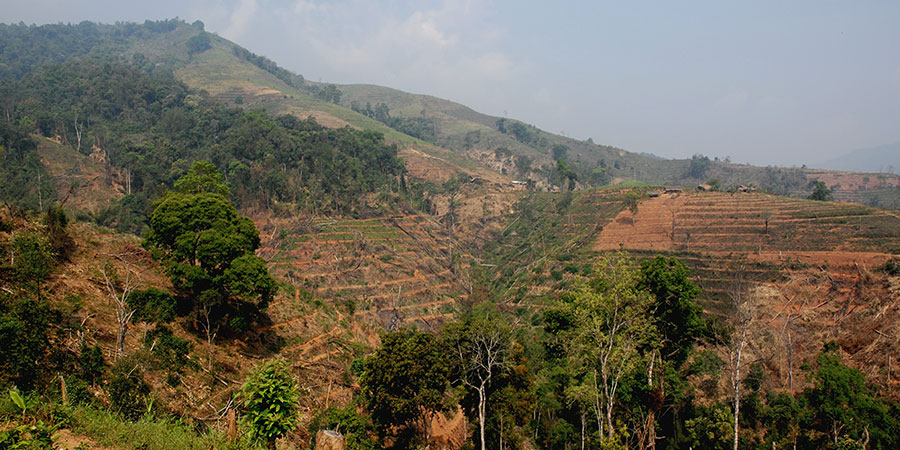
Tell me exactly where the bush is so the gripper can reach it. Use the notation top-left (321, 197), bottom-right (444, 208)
top-left (308, 404), bottom-right (377, 450)
top-left (129, 288), bottom-right (177, 324)
top-left (70, 406), bottom-right (266, 450)
top-left (881, 258), bottom-right (900, 276)
top-left (240, 358), bottom-right (299, 449)
top-left (79, 343), bottom-right (105, 385)
top-left (108, 358), bottom-right (151, 420)
top-left (143, 326), bottom-right (193, 372)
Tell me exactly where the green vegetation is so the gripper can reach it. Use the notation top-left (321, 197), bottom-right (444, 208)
top-left (360, 328), bottom-right (450, 447)
top-left (3, 18), bottom-right (900, 450)
top-left (1, 57), bottom-right (411, 232)
top-left (144, 162), bottom-right (275, 335)
top-left (351, 101), bottom-right (437, 142)
top-left (808, 180), bottom-right (834, 201)
top-left (240, 358), bottom-right (300, 449)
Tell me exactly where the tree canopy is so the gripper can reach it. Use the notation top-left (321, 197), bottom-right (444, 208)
top-left (144, 162), bottom-right (275, 333)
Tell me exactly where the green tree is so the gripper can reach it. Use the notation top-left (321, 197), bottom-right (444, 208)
top-left (173, 160), bottom-right (230, 196)
top-left (240, 358), bottom-right (300, 450)
top-left (637, 256), bottom-right (704, 366)
top-left (128, 288), bottom-right (177, 324)
top-left (10, 232), bottom-right (55, 292)
top-left (623, 190), bottom-right (641, 214)
top-left (685, 404), bottom-right (733, 450)
top-left (185, 32), bottom-right (211, 55)
top-left (807, 180), bottom-right (833, 201)
top-left (688, 154), bottom-right (711, 178)
top-left (561, 254), bottom-right (659, 445)
top-left (360, 328), bottom-right (450, 447)
top-left (803, 342), bottom-right (894, 448)
top-left (0, 295), bottom-right (52, 390)
top-left (144, 163), bottom-right (274, 334)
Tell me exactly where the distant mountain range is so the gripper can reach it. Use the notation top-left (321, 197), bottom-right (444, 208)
top-left (818, 143), bottom-right (900, 173)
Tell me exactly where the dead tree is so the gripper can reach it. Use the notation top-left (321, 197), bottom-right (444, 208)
top-left (721, 265), bottom-right (759, 450)
top-left (454, 314), bottom-right (511, 450)
top-left (200, 301), bottom-right (220, 374)
top-left (102, 262), bottom-right (136, 359)
top-left (73, 110), bottom-right (83, 153)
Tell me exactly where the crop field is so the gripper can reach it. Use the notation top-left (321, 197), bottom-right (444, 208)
top-left (259, 214), bottom-right (465, 337)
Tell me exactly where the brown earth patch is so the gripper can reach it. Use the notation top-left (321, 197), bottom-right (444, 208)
top-left (595, 192), bottom-right (687, 251)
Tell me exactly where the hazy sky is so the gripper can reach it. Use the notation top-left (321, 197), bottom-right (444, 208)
top-left (5, 0), bottom-right (900, 166)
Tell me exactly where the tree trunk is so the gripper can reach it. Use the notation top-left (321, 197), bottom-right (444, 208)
top-left (732, 332), bottom-right (746, 450)
top-left (581, 410), bottom-right (586, 450)
top-left (478, 386), bottom-right (486, 450)
top-left (117, 322), bottom-right (128, 356)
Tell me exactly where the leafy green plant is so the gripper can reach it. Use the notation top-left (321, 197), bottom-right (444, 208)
top-left (9, 388), bottom-right (27, 420)
top-left (240, 358), bottom-right (299, 449)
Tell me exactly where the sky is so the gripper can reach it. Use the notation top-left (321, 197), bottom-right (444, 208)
top-left (4, 0), bottom-right (900, 167)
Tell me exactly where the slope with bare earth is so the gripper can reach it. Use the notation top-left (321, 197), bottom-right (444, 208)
top-left (36, 137), bottom-right (124, 213)
top-left (257, 214), bottom-right (469, 335)
top-left (592, 190), bottom-right (900, 394)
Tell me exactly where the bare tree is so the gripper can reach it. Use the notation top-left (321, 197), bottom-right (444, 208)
top-left (102, 262), bottom-right (136, 359)
top-left (200, 301), bottom-right (220, 374)
top-left (453, 313), bottom-right (511, 450)
top-left (73, 110), bottom-right (83, 153)
top-left (721, 265), bottom-right (759, 450)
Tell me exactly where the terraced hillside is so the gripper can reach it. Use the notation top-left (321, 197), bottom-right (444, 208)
top-left (257, 214), bottom-right (468, 334)
top-left (482, 189), bottom-right (900, 396)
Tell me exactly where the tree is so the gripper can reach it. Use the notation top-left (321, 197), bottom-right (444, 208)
top-left (240, 358), bottom-right (299, 450)
top-left (623, 190), bottom-right (641, 214)
top-left (552, 144), bottom-right (569, 161)
top-left (101, 260), bottom-right (136, 359)
top-left (0, 294), bottom-right (52, 390)
top-left (562, 254), bottom-right (659, 445)
top-left (685, 404), bottom-right (733, 450)
top-left (360, 328), bottom-right (450, 447)
top-left (638, 256), bottom-right (704, 366)
top-left (688, 154), bottom-right (711, 178)
top-left (719, 265), bottom-right (760, 450)
top-left (10, 232), bottom-right (55, 293)
top-left (144, 162), bottom-right (274, 334)
top-left (127, 288), bottom-right (176, 324)
top-left (808, 180), bottom-right (833, 201)
top-left (637, 256), bottom-right (705, 448)
top-left (173, 160), bottom-right (230, 196)
top-left (185, 32), bottom-right (211, 55)
top-left (803, 342), bottom-right (895, 448)
top-left (444, 307), bottom-right (513, 450)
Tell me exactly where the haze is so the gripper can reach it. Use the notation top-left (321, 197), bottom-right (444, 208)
top-left (5, 0), bottom-right (900, 167)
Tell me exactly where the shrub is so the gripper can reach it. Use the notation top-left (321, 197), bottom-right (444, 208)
top-left (108, 358), bottom-right (151, 420)
top-left (240, 358), bottom-right (299, 449)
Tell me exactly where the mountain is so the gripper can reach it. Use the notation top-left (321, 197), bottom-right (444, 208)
top-left (818, 142), bottom-right (900, 173)
top-left (4, 19), bottom-right (897, 206)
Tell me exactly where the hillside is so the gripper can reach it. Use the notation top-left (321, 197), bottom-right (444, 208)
top-left (4, 19), bottom-right (898, 206)
top-left (483, 188), bottom-right (900, 393)
top-left (3, 18), bottom-right (900, 450)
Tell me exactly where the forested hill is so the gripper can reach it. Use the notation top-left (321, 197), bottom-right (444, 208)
top-left (2, 19), bottom-right (899, 207)
top-left (0, 58), bottom-right (413, 233)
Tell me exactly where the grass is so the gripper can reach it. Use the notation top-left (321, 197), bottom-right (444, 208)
top-left (790, 205), bottom-right (875, 218)
top-left (68, 406), bottom-right (268, 450)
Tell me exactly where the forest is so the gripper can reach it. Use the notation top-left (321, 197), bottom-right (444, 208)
top-left (0, 57), bottom-right (415, 233)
